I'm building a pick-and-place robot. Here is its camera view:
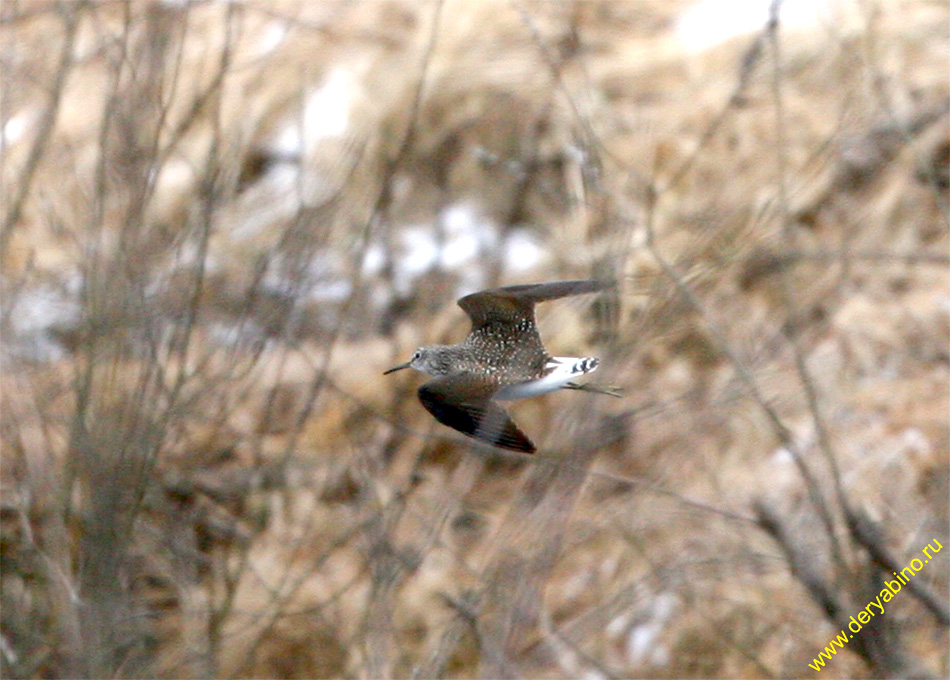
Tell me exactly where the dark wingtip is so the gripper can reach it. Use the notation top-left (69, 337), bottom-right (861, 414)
top-left (496, 433), bottom-right (536, 454)
top-left (480, 419), bottom-right (536, 454)
top-left (417, 380), bottom-right (537, 454)
top-left (518, 440), bottom-right (537, 454)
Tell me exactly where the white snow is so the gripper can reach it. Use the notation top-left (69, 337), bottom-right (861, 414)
top-left (256, 20), bottom-right (288, 55)
top-left (677, 0), bottom-right (839, 52)
top-left (504, 229), bottom-right (543, 272)
top-left (2, 110), bottom-right (31, 147)
top-left (304, 69), bottom-right (353, 140)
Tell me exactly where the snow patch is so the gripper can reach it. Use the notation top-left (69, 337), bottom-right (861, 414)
top-left (304, 69), bottom-right (353, 140)
top-left (2, 110), bottom-right (32, 147)
top-left (504, 229), bottom-right (543, 272)
top-left (256, 20), bottom-right (288, 55)
top-left (677, 0), bottom-right (838, 52)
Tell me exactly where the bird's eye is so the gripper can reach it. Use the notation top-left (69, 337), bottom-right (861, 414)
top-left (412, 350), bottom-right (421, 360)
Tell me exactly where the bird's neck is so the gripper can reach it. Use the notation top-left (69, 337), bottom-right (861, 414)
top-left (423, 344), bottom-right (467, 376)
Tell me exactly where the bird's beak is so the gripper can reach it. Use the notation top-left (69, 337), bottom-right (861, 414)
top-left (383, 360), bottom-right (412, 375)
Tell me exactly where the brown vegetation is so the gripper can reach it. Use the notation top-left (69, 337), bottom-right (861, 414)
top-left (1, 0), bottom-right (947, 678)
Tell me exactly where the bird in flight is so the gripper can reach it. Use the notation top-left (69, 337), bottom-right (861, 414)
top-left (384, 280), bottom-right (617, 453)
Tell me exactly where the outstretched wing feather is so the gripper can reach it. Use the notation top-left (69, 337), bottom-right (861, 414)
top-left (457, 279), bottom-right (611, 330)
top-left (417, 375), bottom-right (536, 453)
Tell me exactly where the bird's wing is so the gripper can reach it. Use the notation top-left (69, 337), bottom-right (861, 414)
top-left (417, 374), bottom-right (536, 453)
top-left (456, 279), bottom-right (610, 331)
top-left (456, 280), bottom-right (611, 371)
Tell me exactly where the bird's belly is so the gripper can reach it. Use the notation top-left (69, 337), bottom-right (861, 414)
top-left (494, 356), bottom-right (599, 401)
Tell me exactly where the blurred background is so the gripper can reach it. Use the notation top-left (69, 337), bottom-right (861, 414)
top-left (1, 0), bottom-right (947, 677)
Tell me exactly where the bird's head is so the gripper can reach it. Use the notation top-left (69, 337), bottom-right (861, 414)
top-left (383, 346), bottom-right (451, 376)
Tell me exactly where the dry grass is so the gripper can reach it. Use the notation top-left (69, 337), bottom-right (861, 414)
top-left (1, 0), bottom-right (947, 678)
